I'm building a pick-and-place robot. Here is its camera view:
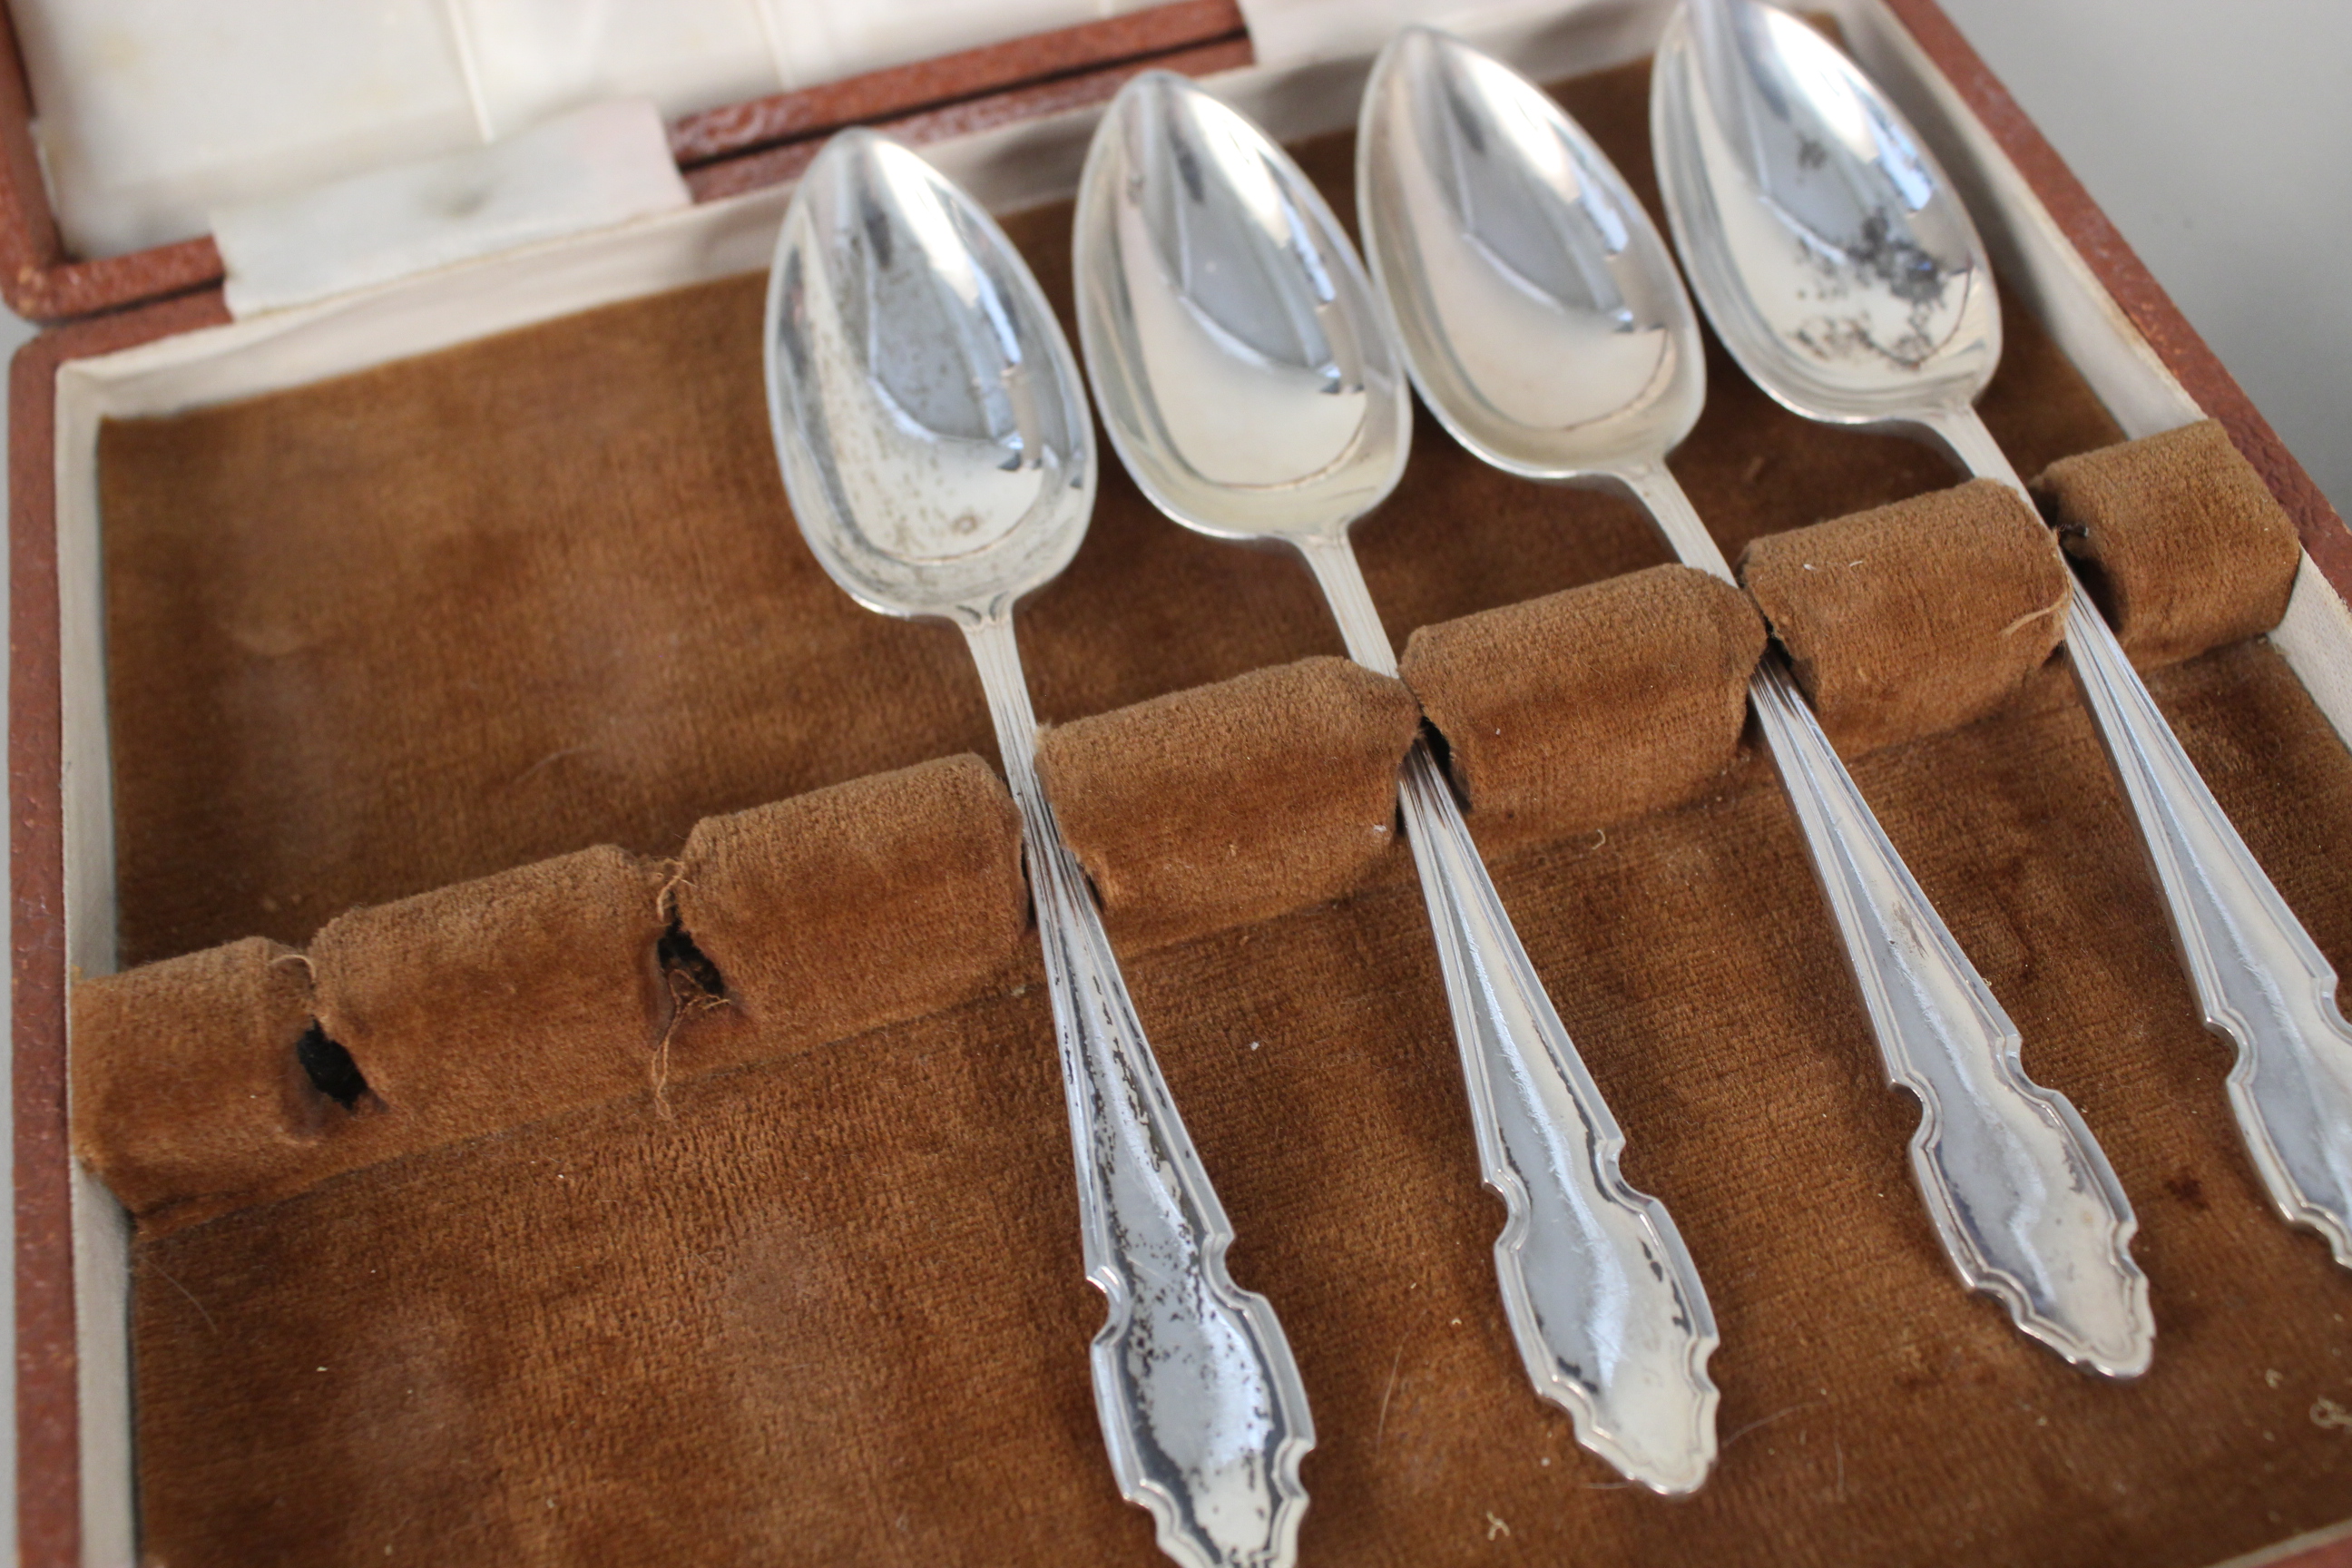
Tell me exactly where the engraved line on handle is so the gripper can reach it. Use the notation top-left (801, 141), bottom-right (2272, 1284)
top-left (1929, 406), bottom-right (2352, 1269)
top-left (965, 615), bottom-right (1315, 1568)
top-left (1295, 534), bottom-right (1721, 1494)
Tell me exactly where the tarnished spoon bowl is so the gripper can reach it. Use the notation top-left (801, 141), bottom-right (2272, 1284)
top-left (1653, 0), bottom-right (2352, 1274)
top-left (1359, 24), bottom-right (2156, 1380)
top-left (766, 128), bottom-right (1093, 624)
top-left (1651, 0), bottom-right (1998, 432)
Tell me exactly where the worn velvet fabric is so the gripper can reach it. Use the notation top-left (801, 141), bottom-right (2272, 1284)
top-left (68, 936), bottom-right (317, 1233)
top-left (668, 754), bottom-right (1031, 1048)
top-left (72, 756), bottom-right (1034, 1236)
top-left (1740, 479), bottom-right (2072, 754)
top-left (103, 643), bottom-right (2352, 1568)
top-left (1035, 656), bottom-right (1421, 950)
top-left (1401, 564), bottom-right (1765, 850)
top-left (2037, 416), bottom-right (2307, 670)
top-left (76, 53), bottom-right (2352, 1568)
top-left (93, 60), bottom-right (2122, 973)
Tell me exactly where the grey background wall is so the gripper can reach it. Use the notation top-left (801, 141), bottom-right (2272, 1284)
top-left (0, 0), bottom-right (2344, 1557)
top-left (1936, 0), bottom-right (2351, 518)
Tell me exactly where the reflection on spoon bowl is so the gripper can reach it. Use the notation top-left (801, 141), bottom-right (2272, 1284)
top-left (767, 127), bottom-right (1094, 623)
top-left (1357, 24), bottom-right (1703, 482)
top-left (1073, 69), bottom-right (1408, 545)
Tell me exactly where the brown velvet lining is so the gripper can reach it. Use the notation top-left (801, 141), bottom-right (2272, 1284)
top-left (75, 847), bottom-right (679, 1240)
top-left (115, 642), bottom-right (2352, 1568)
top-left (1036, 656), bottom-right (1420, 950)
top-left (308, 844), bottom-right (674, 1163)
top-left (1400, 564), bottom-right (1765, 850)
top-left (74, 47), bottom-right (2352, 1568)
top-left (1740, 479), bottom-right (2071, 753)
top-left (2037, 418), bottom-right (2307, 670)
top-left (74, 757), bottom-right (1034, 1232)
top-left (68, 936), bottom-right (315, 1233)
top-left (669, 753), bottom-right (1029, 1053)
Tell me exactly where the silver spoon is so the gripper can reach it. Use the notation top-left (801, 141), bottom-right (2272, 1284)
top-left (1357, 26), bottom-right (2153, 1380)
top-left (1652, 0), bottom-right (2352, 1269)
top-left (1073, 69), bottom-right (1721, 1495)
top-left (764, 128), bottom-right (1313, 1568)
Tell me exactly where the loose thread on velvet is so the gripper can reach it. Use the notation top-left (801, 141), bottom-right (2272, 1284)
top-left (652, 860), bottom-right (699, 1118)
top-left (1373, 1338), bottom-right (1406, 1454)
top-left (652, 859), bottom-right (691, 926)
top-left (649, 966), bottom-right (723, 1121)
top-left (1999, 600), bottom-right (2066, 638)
top-left (651, 991), bottom-right (681, 1121)
top-left (147, 1259), bottom-right (219, 1336)
top-left (1720, 1399), bottom-right (1825, 1454)
top-left (649, 912), bottom-right (731, 1120)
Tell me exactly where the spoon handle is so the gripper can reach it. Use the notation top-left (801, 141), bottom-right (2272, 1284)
top-left (1933, 409), bottom-right (2352, 1268)
top-left (1297, 535), bottom-right (1720, 1495)
top-left (1625, 461), bottom-right (2155, 1375)
top-left (1752, 661), bottom-right (2156, 1371)
top-left (964, 615), bottom-right (1314, 1568)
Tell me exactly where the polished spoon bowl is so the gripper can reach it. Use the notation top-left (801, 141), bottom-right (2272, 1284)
top-left (1357, 24), bottom-right (2152, 1378)
top-left (765, 128), bottom-right (1313, 1568)
top-left (1075, 68), bottom-right (1721, 1494)
top-left (1652, 0), bottom-right (2352, 1269)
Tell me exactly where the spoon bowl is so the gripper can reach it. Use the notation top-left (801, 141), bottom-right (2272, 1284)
top-left (1073, 70), bottom-right (1409, 548)
top-left (767, 127), bottom-right (1094, 624)
top-left (1357, 25), bottom-right (1703, 483)
top-left (1652, 0), bottom-right (1999, 430)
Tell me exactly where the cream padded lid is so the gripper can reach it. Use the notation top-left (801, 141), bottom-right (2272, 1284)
top-left (11, 0), bottom-right (1160, 260)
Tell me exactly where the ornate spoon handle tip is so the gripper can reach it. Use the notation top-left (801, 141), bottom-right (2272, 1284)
top-left (1625, 460), bottom-right (2152, 1376)
top-left (2061, 588), bottom-right (2352, 1265)
top-left (1751, 666), bottom-right (2155, 1377)
top-left (1403, 748), bottom-right (1723, 1493)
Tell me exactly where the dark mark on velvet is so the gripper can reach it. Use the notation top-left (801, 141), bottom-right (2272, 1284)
top-left (653, 917), bottom-right (732, 1116)
top-left (293, 1021), bottom-right (375, 1112)
top-left (1419, 718), bottom-right (1458, 799)
top-left (657, 920), bottom-right (730, 1005)
top-left (1074, 859), bottom-right (1109, 915)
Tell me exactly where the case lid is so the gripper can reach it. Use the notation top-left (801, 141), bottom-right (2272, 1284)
top-left (0, 0), bottom-right (1253, 320)
top-left (0, 0), bottom-right (1578, 323)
